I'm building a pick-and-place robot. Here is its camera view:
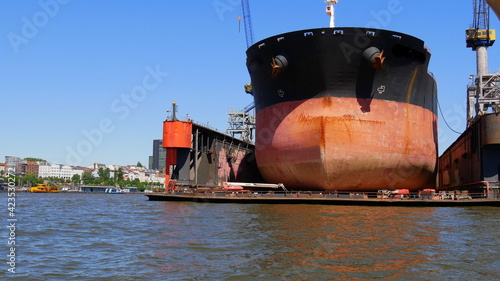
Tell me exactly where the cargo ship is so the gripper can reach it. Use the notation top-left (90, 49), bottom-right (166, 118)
top-left (245, 4), bottom-right (438, 191)
top-left (148, 1), bottom-right (500, 204)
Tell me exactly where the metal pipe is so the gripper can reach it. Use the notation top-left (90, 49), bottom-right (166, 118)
top-left (476, 46), bottom-right (489, 77)
top-left (194, 129), bottom-right (199, 185)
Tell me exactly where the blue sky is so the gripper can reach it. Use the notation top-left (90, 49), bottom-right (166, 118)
top-left (1, 0), bottom-right (499, 167)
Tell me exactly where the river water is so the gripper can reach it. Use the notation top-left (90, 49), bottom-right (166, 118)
top-left (2, 192), bottom-right (499, 280)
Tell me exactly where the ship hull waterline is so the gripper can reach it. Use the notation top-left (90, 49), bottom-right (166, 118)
top-left (247, 27), bottom-right (438, 192)
top-left (255, 96), bottom-right (437, 191)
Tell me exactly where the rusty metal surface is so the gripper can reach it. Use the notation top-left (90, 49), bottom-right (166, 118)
top-left (487, 0), bottom-right (500, 19)
top-left (438, 113), bottom-right (500, 189)
top-left (165, 123), bottom-right (262, 186)
top-left (481, 113), bottom-right (500, 145)
top-left (255, 97), bottom-right (438, 191)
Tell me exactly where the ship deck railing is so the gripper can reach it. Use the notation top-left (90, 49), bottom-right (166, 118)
top-left (164, 189), bottom-right (499, 201)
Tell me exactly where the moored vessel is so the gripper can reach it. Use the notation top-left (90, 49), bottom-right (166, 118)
top-left (30, 184), bottom-right (59, 193)
top-left (246, 3), bottom-right (438, 191)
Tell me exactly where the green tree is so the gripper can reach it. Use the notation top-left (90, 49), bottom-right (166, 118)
top-left (130, 179), bottom-right (147, 192)
top-left (114, 168), bottom-right (123, 180)
top-left (71, 174), bottom-right (81, 184)
top-left (23, 174), bottom-right (42, 186)
top-left (82, 171), bottom-right (95, 185)
top-left (24, 157), bottom-right (46, 162)
top-left (136, 161), bottom-right (143, 167)
top-left (97, 168), bottom-right (111, 184)
top-left (114, 168), bottom-right (125, 185)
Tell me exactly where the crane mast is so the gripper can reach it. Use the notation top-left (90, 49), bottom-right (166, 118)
top-left (466, 0), bottom-right (500, 126)
top-left (474, 0), bottom-right (490, 32)
top-left (241, 0), bottom-right (255, 49)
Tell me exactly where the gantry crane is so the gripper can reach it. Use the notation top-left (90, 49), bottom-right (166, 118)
top-left (466, 0), bottom-right (500, 126)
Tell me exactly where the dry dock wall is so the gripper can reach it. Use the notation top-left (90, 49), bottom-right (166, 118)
top-left (438, 113), bottom-right (500, 190)
top-left (164, 121), bottom-right (263, 187)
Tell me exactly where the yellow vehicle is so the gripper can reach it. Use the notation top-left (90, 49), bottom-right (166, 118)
top-left (30, 184), bottom-right (59, 193)
top-left (466, 28), bottom-right (496, 48)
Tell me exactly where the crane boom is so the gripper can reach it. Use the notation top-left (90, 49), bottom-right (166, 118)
top-left (474, 0), bottom-right (490, 30)
top-left (241, 0), bottom-right (254, 48)
top-left (467, 0), bottom-right (496, 50)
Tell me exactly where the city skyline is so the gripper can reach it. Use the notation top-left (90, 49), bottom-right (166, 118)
top-left (1, 153), bottom-right (157, 173)
top-left (1, 155), bottom-right (165, 185)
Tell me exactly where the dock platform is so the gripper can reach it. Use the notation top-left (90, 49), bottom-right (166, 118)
top-left (146, 191), bottom-right (500, 207)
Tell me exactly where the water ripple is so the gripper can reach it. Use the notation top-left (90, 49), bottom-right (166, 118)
top-left (2, 193), bottom-right (499, 280)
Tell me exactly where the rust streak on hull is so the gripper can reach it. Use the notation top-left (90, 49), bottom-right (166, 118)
top-left (255, 97), bottom-right (437, 191)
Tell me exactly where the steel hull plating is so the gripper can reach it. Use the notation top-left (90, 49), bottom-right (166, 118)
top-left (256, 98), bottom-right (437, 191)
top-left (246, 28), bottom-right (438, 191)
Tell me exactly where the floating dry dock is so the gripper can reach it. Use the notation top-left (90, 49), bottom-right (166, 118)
top-left (146, 190), bottom-right (500, 207)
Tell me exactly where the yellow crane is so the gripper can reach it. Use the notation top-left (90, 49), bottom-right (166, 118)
top-left (466, 0), bottom-right (496, 50)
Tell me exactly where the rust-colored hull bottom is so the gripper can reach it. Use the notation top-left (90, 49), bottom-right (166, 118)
top-left (255, 97), bottom-right (438, 191)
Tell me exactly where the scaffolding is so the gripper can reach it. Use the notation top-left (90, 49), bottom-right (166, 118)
top-left (467, 70), bottom-right (500, 126)
top-left (226, 102), bottom-right (255, 143)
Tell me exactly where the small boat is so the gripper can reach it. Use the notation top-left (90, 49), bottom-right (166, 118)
top-left (105, 188), bottom-right (123, 194)
top-left (30, 184), bottom-right (59, 193)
